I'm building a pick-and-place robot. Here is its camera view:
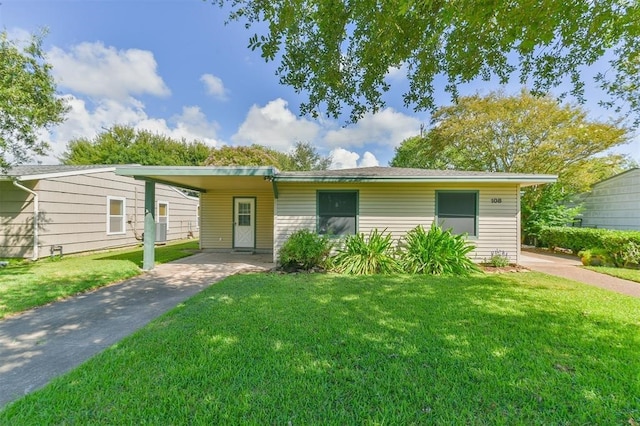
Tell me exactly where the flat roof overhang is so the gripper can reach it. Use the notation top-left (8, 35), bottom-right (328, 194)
top-left (272, 175), bottom-right (558, 187)
top-left (116, 166), bottom-right (278, 193)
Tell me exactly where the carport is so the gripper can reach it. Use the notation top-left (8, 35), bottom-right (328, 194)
top-left (116, 166), bottom-right (278, 270)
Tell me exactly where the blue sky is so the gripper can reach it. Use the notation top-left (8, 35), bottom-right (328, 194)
top-left (3, 0), bottom-right (638, 168)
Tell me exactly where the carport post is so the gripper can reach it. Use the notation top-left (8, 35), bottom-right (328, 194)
top-left (143, 181), bottom-right (156, 271)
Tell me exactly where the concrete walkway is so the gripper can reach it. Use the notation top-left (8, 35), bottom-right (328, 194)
top-left (520, 250), bottom-right (640, 298)
top-left (0, 252), bottom-right (273, 409)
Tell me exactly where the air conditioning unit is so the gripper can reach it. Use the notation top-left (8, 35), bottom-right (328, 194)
top-left (155, 222), bottom-right (167, 243)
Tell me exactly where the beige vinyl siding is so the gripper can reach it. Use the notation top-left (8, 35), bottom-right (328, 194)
top-left (1, 171), bottom-right (199, 259)
top-left (275, 182), bottom-right (521, 263)
top-left (200, 190), bottom-right (273, 252)
top-left (582, 169), bottom-right (640, 231)
top-left (0, 181), bottom-right (39, 258)
top-left (474, 185), bottom-right (520, 263)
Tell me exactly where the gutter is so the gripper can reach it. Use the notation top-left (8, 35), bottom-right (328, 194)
top-left (12, 180), bottom-right (39, 260)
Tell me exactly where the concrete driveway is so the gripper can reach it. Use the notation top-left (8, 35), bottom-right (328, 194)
top-left (520, 250), bottom-right (640, 298)
top-left (0, 252), bottom-right (273, 409)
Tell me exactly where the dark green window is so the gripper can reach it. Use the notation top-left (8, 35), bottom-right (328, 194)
top-left (436, 191), bottom-right (478, 236)
top-left (317, 191), bottom-right (358, 236)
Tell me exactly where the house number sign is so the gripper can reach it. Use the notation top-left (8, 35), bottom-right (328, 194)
top-left (491, 198), bottom-right (502, 204)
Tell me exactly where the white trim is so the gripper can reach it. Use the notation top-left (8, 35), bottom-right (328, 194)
top-left (107, 196), bottom-right (127, 235)
top-left (11, 167), bottom-right (117, 182)
top-left (169, 185), bottom-right (199, 201)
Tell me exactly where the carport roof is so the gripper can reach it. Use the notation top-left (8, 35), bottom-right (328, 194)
top-left (116, 165), bottom-right (278, 192)
top-left (115, 165), bottom-right (557, 192)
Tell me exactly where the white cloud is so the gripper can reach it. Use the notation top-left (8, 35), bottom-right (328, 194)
top-left (385, 63), bottom-right (407, 81)
top-left (46, 95), bottom-right (147, 151)
top-left (232, 98), bottom-right (320, 151)
top-left (200, 74), bottom-right (227, 100)
top-left (359, 151), bottom-right (380, 167)
top-left (135, 106), bottom-right (220, 145)
top-left (5, 27), bottom-right (33, 45)
top-left (37, 97), bottom-right (220, 164)
top-left (324, 108), bottom-right (421, 148)
top-left (48, 42), bottom-right (170, 100)
top-left (329, 148), bottom-right (380, 169)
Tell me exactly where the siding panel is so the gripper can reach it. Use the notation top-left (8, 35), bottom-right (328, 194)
top-left (582, 169), bottom-right (640, 230)
top-left (275, 182), bottom-right (521, 263)
top-left (200, 189), bottom-right (273, 252)
top-left (1, 172), bottom-right (199, 258)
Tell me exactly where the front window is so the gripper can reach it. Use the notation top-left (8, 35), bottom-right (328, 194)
top-left (107, 196), bottom-right (126, 235)
top-left (317, 191), bottom-right (358, 236)
top-left (436, 191), bottom-right (478, 236)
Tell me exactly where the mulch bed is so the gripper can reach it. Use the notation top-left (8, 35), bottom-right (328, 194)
top-left (480, 264), bottom-right (530, 273)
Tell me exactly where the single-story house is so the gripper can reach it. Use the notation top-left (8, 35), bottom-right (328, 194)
top-left (115, 165), bottom-right (556, 269)
top-left (580, 168), bottom-right (640, 231)
top-left (1, 165), bottom-right (199, 259)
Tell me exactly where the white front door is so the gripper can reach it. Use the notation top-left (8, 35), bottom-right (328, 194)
top-left (234, 198), bottom-right (255, 249)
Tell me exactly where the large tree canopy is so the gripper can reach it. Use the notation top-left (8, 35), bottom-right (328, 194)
top-left (0, 31), bottom-right (67, 172)
top-left (216, 0), bottom-right (639, 123)
top-left (61, 125), bottom-right (211, 166)
top-left (390, 90), bottom-right (632, 242)
top-left (205, 142), bottom-right (331, 170)
top-left (391, 90), bottom-right (630, 194)
top-left (204, 144), bottom-right (289, 168)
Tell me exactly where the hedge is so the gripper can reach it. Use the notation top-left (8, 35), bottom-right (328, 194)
top-left (539, 226), bottom-right (640, 266)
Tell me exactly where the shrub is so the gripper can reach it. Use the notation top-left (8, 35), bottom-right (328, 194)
top-left (621, 241), bottom-right (640, 267)
top-left (331, 229), bottom-right (400, 275)
top-left (399, 223), bottom-right (479, 276)
top-left (486, 250), bottom-right (510, 267)
top-left (278, 229), bottom-right (332, 271)
top-left (539, 227), bottom-right (640, 266)
top-left (578, 248), bottom-right (614, 267)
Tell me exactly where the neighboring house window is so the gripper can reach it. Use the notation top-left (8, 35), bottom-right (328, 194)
top-left (157, 201), bottom-right (169, 229)
top-left (436, 191), bottom-right (478, 237)
top-left (317, 191), bottom-right (358, 236)
top-left (107, 196), bottom-right (126, 235)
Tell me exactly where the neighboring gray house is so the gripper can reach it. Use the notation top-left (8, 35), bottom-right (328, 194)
top-left (581, 168), bottom-right (640, 231)
top-left (1, 165), bottom-right (199, 259)
top-left (116, 165), bottom-right (556, 268)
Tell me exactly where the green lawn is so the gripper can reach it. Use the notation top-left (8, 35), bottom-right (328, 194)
top-left (0, 240), bottom-right (199, 319)
top-left (584, 265), bottom-right (640, 283)
top-left (2, 272), bottom-right (638, 424)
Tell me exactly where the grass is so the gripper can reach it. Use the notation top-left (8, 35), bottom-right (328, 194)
top-left (1, 272), bottom-right (638, 424)
top-left (584, 266), bottom-right (640, 283)
top-left (0, 240), bottom-right (199, 319)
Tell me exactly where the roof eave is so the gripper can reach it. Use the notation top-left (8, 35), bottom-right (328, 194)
top-left (1, 166), bottom-right (117, 182)
top-left (273, 175), bottom-right (558, 185)
top-left (116, 165), bottom-right (278, 177)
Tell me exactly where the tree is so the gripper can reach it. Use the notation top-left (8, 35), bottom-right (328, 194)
top-left (0, 30), bottom-right (67, 172)
top-left (205, 142), bottom-right (331, 171)
top-left (280, 141), bottom-right (331, 171)
top-left (391, 90), bottom-right (630, 194)
top-left (61, 125), bottom-right (211, 166)
top-left (390, 90), bottom-right (632, 242)
top-left (204, 144), bottom-right (289, 168)
top-left (216, 1), bottom-right (640, 123)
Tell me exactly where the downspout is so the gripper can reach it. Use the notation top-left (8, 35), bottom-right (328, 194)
top-left (12, 180), bottom-right (39, 260)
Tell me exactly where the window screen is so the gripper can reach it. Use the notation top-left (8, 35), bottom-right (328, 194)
top-left (317, 191), bottom-right (357, 236)
top-left (437, 192), bottom-right (477, 236)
